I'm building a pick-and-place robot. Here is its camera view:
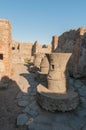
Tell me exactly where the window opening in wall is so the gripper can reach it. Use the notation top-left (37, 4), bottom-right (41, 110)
top-left (42, 45), bottom-right (46, 48)
top-left (12, 47), bottom-right (15, 50)
top-left (52, 64), bottom-right (54, 70)
top-left (0, 54), bottom-right (3, 60)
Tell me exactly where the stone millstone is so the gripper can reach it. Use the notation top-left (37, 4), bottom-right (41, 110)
top-left (37, 85), bottom-right (79, 112)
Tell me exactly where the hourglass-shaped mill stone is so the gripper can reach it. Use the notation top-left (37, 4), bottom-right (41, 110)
top-left (40, 54), bottom-right (49, 74)
top-left (31, 53), bottom-right (44, 72)
top-left (37, 53), bottom-right (79, 112)
top-left (36, 54), bottom-right (50, 82)
top-left (34, 53), bottom-right (44, 68)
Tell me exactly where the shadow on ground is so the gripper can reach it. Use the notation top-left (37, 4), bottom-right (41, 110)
top-left (0, 76), bottom-right (27, 130)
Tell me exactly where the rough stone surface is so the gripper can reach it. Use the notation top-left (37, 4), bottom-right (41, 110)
top-left (28, 122), bottom-right (52, 130)
top-left (33, 53), bottom-right (44, 69)
top-left (47, 53), bottom-right (71, 93)
top-left (40, 54), bottom-right (49, 74)
top-left (55, 27), bottom-right (86, 53)
top-left (18, 100), bottom-right (29, 107)
top-left (0, 19), bottom-right (11, 79)
top-left (67, 28), bottom-right (86, 78)
top-left (37, 85), bottom-right (79, 112)
top-left (52, 123), bottom-right (73, 130)
top-left (82, 124), bottom-right (86, 130)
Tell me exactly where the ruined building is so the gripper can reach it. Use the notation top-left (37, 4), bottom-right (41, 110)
top-left (11, 40), bottom-right (33, 63)
top-left (11, 38), bottom-right (56, 64)
top-left (32, 40), bottom-right (52, 55)
top-left (0, 19), bottom-right (11, 79)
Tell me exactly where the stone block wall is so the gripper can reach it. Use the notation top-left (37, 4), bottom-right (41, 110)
top-left (0, 19), bottom-right (12, 79)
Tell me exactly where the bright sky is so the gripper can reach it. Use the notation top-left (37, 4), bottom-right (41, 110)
top-left (0, 0), bottom-right (86, 44)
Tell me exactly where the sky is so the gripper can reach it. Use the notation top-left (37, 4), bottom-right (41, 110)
top-left (0, 0), bottom-right (86, 44)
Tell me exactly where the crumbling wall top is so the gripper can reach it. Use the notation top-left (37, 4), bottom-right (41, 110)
top-left (0, 18), bottom-right (11, 28)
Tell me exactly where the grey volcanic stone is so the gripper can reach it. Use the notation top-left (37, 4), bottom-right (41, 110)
top-left (34, 114), bottom-right (54, 124)
top-left (16, 92), bottom-right (23, 99)
top-left (69, 78), bottom-right (75, 86)
top-left (23, 106), bottom-right (39, 117)
top-left (82, 124), bottom-right (86, 130)
top-left (26, 117), bottom-right (34, 125)
top-left (80, 97), bottom-right (86, 108)
top-left (52, 123), bottom-right (73, 130)
top-left (17, 113), bottom-right (28, 126)
top-left (74, 80), bottom-right (83, 89)
top-left (78, 86), bottom-right (86, 97)
top-left (54, 113), bottom-right (69, 123)
top-left (68, 114), bottom-right (86, 130)
top-left (28, 122), bottom-right (52, 130)
top-left (74, 107), bottom-right (86, 117)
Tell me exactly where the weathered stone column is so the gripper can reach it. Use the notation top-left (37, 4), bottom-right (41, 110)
top-left (37, 53), bottom-right (79, 112)
top-left (52, 35), bottom-right (59, 52)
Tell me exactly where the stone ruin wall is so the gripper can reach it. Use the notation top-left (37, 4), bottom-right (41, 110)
top-left (32, 41), bottom-right (52, 55)
top-left (11, 40), bottom-right (33, 63)
top-left (11, 40), bottom-right (53, 63)
top-left (54, 27), bottom-right (86, 78)
top-left (0, 19), bottom-right (12, 79)
top-left (55, 27), bottom-right (86, 53)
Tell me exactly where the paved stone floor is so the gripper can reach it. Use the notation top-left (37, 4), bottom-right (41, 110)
top-left (15, 64), bottom-right (86, 130)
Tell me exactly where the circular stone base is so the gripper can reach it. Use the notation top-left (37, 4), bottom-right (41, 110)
top-left (37, 85), bottom-right (79, 112)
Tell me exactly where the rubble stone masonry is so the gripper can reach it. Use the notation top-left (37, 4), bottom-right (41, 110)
top-left (0, 19), bottom-right (12, 79)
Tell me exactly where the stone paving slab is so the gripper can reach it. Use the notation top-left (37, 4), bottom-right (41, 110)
top-left (67, 114), bottom-right (86, 130)
top-left (52, 123), bottom-right (73, 130)
top-left (22, 106), bottom-right (39, 117)
top-left (28, 122), bottom-right (52, 130)
top-left (17, 114), bottom-right (29, 126)
top-left (18, 100), bottom-right (29, 107)
top-left (82, 124), bottom-right (86, 130)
